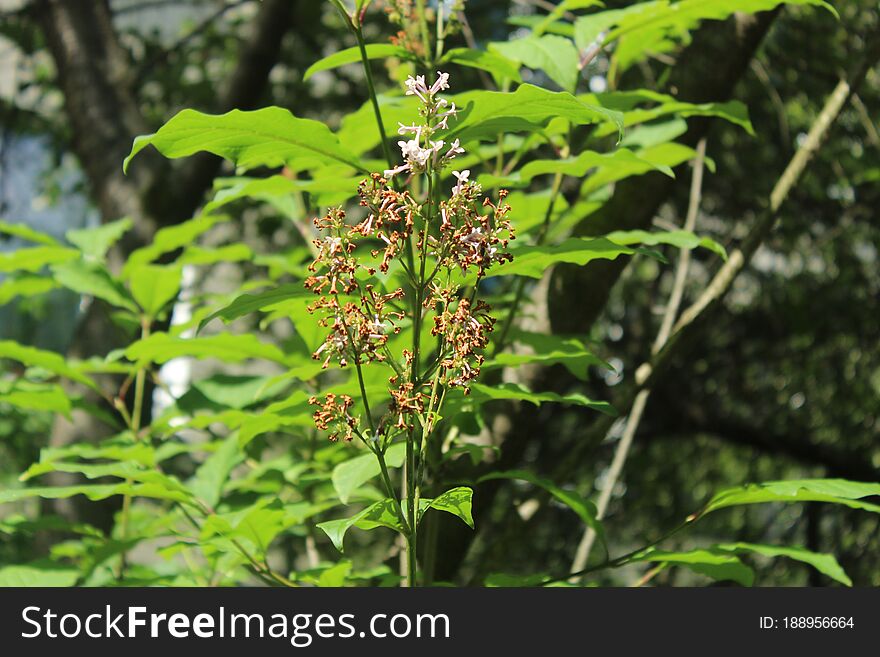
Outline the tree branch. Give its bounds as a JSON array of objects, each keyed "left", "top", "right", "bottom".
[{"left": 569, "top": 138, "right": 708, "bottom": 576}]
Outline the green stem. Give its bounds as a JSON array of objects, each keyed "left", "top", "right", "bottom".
[
  {"left": 116, "top": 319, "right": 151, "bottom": 580},
  {"left": 416, "top": 0, "right": 432, "bottom": 67},
  {"left": 352, "top": 22, "right": 396, "bottom": 173}
]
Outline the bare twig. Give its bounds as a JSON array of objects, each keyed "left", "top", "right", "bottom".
[{"left": 569, "top": 138, "right": 708, "bottom": 577}]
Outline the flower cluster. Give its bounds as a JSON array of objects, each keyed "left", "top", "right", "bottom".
[
  {"left": 384, "top": 73, "right": 463, "bottom": 180},
  {"left": 384, "top": 1, "right": 465, "bottom": 60},
  {"left": 309, "top": 393, "right": 358, "bottom": 442},
  {"left": 306, "top": 71, "right": 513, "bottom": 441}
]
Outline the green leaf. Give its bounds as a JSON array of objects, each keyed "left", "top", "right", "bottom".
[
  {"left": 481, "top": 148, "right": 674, "bottom": 188},
  {"left": 446, "top": 84, "right": 623, "bottom": 144},
  {"left": 122, "top": 216, "right": 221, "bottom": 278},
  {"left": 469, "top": 382, "right": 616, "bottom": 415},
  {"left": 177, "top": 243, "right": 253, "bottom": 266},
  {"left": 189, "top": 434, "right": 242, "bottom": 508},
  {"left": 0, "top": 220, "right": 59, "bottom": 246},
  {"left": 631, "top": 548, "right": 754, "bottom": 586},
  {"left": 607, "top": 0, "right": 838, "bottom": 45},
  {"left": 439, "top": 47, "right": 523, "bottom": 84},
  {"left": 124, "top": 107, "right": 366, "bottom": 174},
  {"left": 588, "top": 91, "right": 754, "bottom": 136},
  {"left": 605, "top": 229, "right": 726, "bottom": 260},
  {"left": 716, "top": 543, "right": 852, "bottom": 587},
  {"left": 198, "top": 284, "right": 312, "bottom": 333},
  {"left": 0, "top": 245, "right": 78, "bottom": 273},
  {"left": 485, "top": 331, "right": 611, "bottom": 379},
  {"left": 0, "top": 340, "right": 98, "bottom": 390},
  {"left": 0, "top": 482, "right": 195, "bottom": 505},
  {"left": 317, "top": 498, "right": 404, "bottom": 553},
  {"left": 317, "top": 561, "right": 353, "bottom": 587},
  {"left": 204, "top": 175, "right": 363, "bottom": 216},
  {"left": 304, "top": 44, "right": 409, "bottom": 80},
  {"left": 66, "top": 218, "right": 132, "bottom": 260},
  {"left": 50, "top": 259, "right": 138, "bottom": 312},
  {"left": 418, "top": 486, "right": 475, "bottom": 529},
  {"left": 125, "top": 332, "right": 288, "bottom": 366},
  {"left": 0, "top": 275, "right": 58, "bottom": 305},
  {"left": 487, "top": 237, "right": 640, "bottom": 279},
  {"left": 479, "top": 470, "right": 603, "bottom": 543},
  {"left": 698, "top": 479, "right": 880, "bottom": 518},
  {"left": 129, "top": 264, "right": 182, "bottom": 316},
  {"left": 0, "top": 562, "right": 79, "bottom": 587},
  {"left": 491, "top": 35, "right": 580, "bottom": 92},
  {"left": 182, "top": 374, "right": 288, "bottom": 411},
  {"left": 0, "top": 386, "right": 71, "bottom": 417},
  {"left": 484, "top": 572, "right": 552, "bottom": 587},
  {"left": 332, "top": 443, "right": 407, "bottom": 504}
]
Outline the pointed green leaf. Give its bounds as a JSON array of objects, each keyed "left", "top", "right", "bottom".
[
  {"left": 50, "top": 259, "right": 138, "bottom": 312},
  {"left": 317, "top": 498, "right": 404, "bottom": 553},
  {"left": 129, "top": 264, "right": 182, "bottom": 316},
  {"left": 469, "top": 382, "right": 616, "bottom": 415},
  {"left": 122, "top": 216, "right": 221, "bottom": 278},
  {"left": 0, "top": 221, "right": 59, "bottom": 246},
  {"left": 0, "top": 275, "right": 58, "bottom": 305},
  {"left": 716, "top": 543, "right": 852, "bottom": 587},
  {"left": 631, "top": 548, "right": 755, "bottom": 586},
  {"left": 605, "top": 229, "right": 727, "bottom": 260},
  {"left": 479, "top": 470, "right": 603, "bottom": 542},
  {"left": 698, "top": 479, "right": 880, "bottom": 518},
  {"left": 198, "top": 284, "right": 312, "bottom": 333},
  {"left": 446, "top": 84, "right": 623, "bottom": 144},
  {"left": 66, "top": 218, "right": 132, "bottom": 261},
  {"left": 486, "top": 237, "right": 639, "bottom": 280},
  {"left": 485, "top": 331, "right": 611, "bottom": 379},
  {"left": 304, "top": 44, "right": 409, "bottom": 80},
  {"left": 0, "top": 246, "right": 78, "bottom": 273},
  {"left": 490, "top": 35, "right": 579, "bottom": 92},
  {"left": 439, "top": 47, "right": 522, "bottom": 84},
  {"left": 418, "top": 486, "right": 475, "bottom": 529},
  {"left": 124, "top": 107, "right": 366, "bottom": 174},
  {"left": 332, "top": 443, "right": 407, "bottom": 504},
  {"left": 0, "top": 341, "right": 98, "bottom": 390},
  {"left": 0, "top": 563, "right": 79, "bottom": 587},
  {"left": 125, "top": 333, "right": 288, "bottom": 366}
]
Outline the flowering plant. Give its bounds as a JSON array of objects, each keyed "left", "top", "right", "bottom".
[{"left": 305, "top": 72, "right": 514, "bottom": 584}]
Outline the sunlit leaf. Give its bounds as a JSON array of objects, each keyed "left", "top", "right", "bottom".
[
  {"left": 317, "top": 498, "right": 404, "bottom": 553},
  {"left": 418, "top": 486, "right": 475, "bottom": 529},
  {"left": 439, "top": 47, "right": 523, "bottom": 84},
  {"left": 304, "top": 43, "right": 409, "bottom": 80},
  {"left": 332, "top": 442, "right": 407, "bottom": 504},
  {"left": 124, "top": 107, "right": 366, "bottom": 174}
]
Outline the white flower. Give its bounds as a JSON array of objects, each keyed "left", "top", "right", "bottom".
[
  {"left": 397, "top": 123, "right": 421, "bottom": 135},
  {"left": 384, "top": 163, "right": 410, "bottom": 179},
  {"left": 430, "top": 71, "right": 450, "bottom": 95},
  {"left": 404, "top": 75, "right": 429, "bottom": 102},
  {"left": 452, "top": 169, "right": 470, "bottom": 194}
]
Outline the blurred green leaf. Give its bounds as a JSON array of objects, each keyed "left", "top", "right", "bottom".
[{"left": 304, "top": 44, "right": 409, "bottom": 80}]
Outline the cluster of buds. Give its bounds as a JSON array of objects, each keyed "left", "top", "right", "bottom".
[
  {"left": 431, "top": 295, "right": 495, "bottom": 390},
  {"left": 306, "top": 71, "right": 513, "bottom": 442},
  {"left": 432, "top": 175, "right": 515, "bottom": 278},
  {"left": 309, "top": 393, "right": 358, "bottom": 442},
  {"left": 355, "top": 174, "right": 416, "bottom": 272},
  {"left": 384, "top": 1, "right": 465, "bottom": 60},
  {"left": 309, "top": 287, "right": 406, "bottom": 369}
]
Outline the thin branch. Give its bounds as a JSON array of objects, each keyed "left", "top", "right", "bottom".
[{"left": 569, "top": 138, "right": 708, "bottom": 577}]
